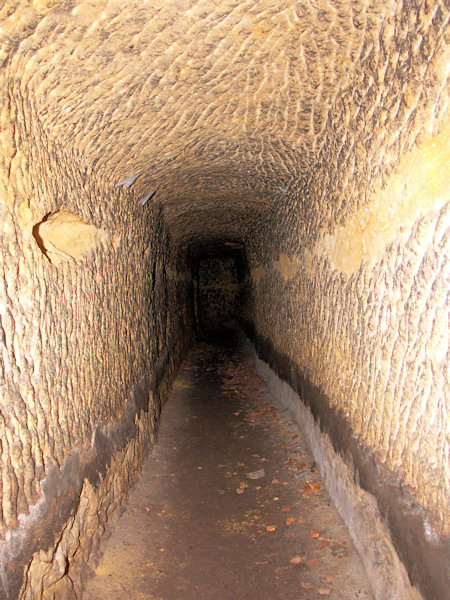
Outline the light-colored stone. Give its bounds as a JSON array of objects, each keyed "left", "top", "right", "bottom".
[
  {"left": 34, "top": 210, "right": 109, "bottom": 265},
  {"left": 0, "top": 0, "right": 448, "bottom": 597}
]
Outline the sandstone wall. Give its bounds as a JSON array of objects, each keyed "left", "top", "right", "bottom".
[
  {"left": 243, "top": 62, "right": 449, "bottom": 600},
  {"left": 0, "top": 0, "right": 448, "bottom": 598},
  {"left": 0, "top": 103, "right": 193, "bottom": 596}
]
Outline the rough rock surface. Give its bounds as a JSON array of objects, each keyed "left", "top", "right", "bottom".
[{"left": 0, "top": 1, "right": 448, "bottom": 598}]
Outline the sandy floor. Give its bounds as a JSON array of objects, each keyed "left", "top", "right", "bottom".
[{"left": 84, "top": 330, "right": 373, "bottom": 600}]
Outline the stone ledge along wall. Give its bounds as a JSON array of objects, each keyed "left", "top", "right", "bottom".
[{"left": 0, "top": 1, "right": 448, "bottom": 599}]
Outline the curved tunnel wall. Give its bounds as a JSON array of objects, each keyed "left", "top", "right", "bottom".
[{"left": 0, "top": 1, "right": 448, "bottom": 598}]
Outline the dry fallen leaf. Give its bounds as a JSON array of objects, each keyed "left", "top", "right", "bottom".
[
  {"left": 285, "top": 517, "right": 295, "bottom": 526},
  {"left": 301, "top": 582, "right": 312, "bottom": 590},
  {"left": 236, "top": 488, "right": 244, "bottom": 494},
  {"left": 282, "top": 507, "right": 291, "bottom": 512},
  {"left": 246, "top": 468, "right": 266, "bottom": 480},
  {"left": 318, "top": 588, "right": 331, "bottom": 595},
  {"left": 271, "top": 479, "right": 280, "bottom": 484},
  {"left": 309, "top": 529, "right": 320, "bottom": 538},
  {"left": 305, "top": 481, "right": 319, "bottom": 494},
  {"left": 323, "top": 574, "right": 337, "bottom": 583},
  {"left": 266, "top": 525, "right": 277, "bottom": 532},
  {"left": 290, "top": 556, "right": 303, "bottom": 564}
]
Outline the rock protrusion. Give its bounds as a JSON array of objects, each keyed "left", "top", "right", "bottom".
[{"left": 33, "top": 210, "right": 108, "bottom": 265}]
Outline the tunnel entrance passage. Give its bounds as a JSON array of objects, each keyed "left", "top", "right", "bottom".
[
  {"left": 85, "top": 330, "right": 373, "bottom": 599},
  {"left": 198, "top": 256, "right": 241, "bottom": 328},
  {"left": 190, "top": 242, "right": 249, "bottom": 331}
]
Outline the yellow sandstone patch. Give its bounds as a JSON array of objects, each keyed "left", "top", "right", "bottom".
[
  {"left": 274, "top": 252, "right": 300, "bottom": 281},
  {"left": 33, "top": 209, "right": 108, "bottom": 265},
  {"left": 318, "top": 118, "right": 450, "bottom": 277}
]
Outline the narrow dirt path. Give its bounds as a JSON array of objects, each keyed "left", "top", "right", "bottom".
[{"left": 85, "top": 331, "right": 373, "bottom": 599}]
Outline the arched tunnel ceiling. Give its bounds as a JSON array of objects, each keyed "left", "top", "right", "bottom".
[{"left": 1, "top": 0, "right": 448, "bottom": 248}]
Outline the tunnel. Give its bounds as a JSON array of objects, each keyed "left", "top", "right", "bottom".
[{"left": 0, "top": 1, "right": 448, "bottom": 599}]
